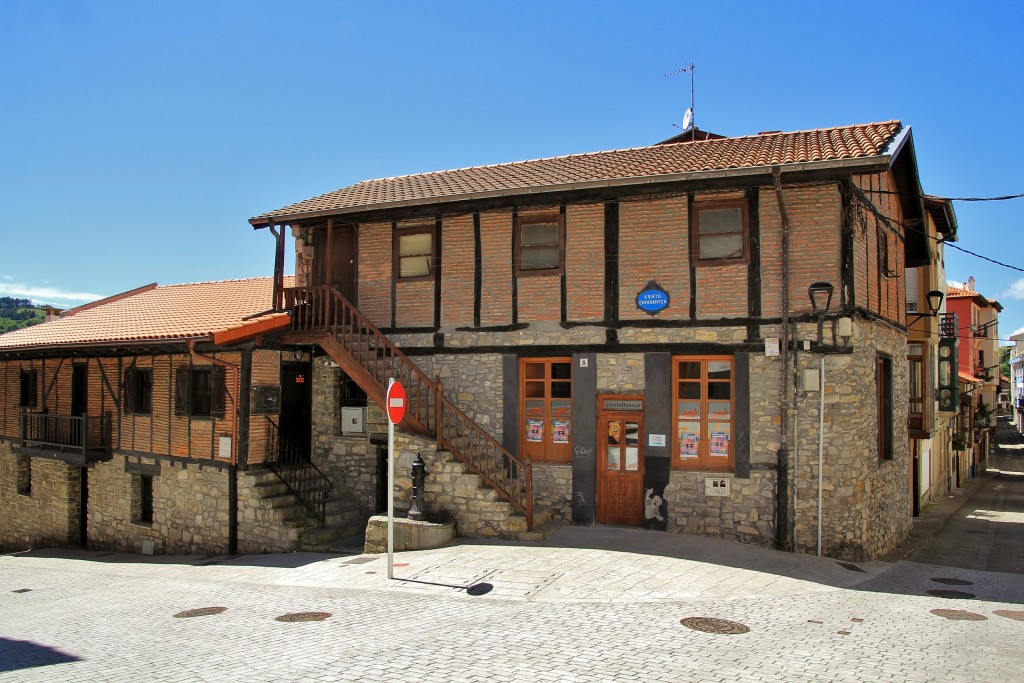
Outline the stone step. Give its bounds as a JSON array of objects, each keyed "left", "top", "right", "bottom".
[{"left": 515, "top": 518, "right": 564, "bottom": 543}]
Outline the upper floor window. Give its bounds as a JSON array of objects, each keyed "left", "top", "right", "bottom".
[
  {"left": 124, "top": 368, "right": 153, "bottom": 415},
  {"left": 394, "top": 226, "right": 435, "bottom": 280},
  {"left": 175, "top": 366, "right": 226, "bottom": 418},
  {"left": 693, "top": 200, "right": 747, "bottom": 264},
  {"left": 19, "top": 369, "right": 37, "bottom": 409},
  {"left": 515, "top": 214, "right": 564, "bottom": 276}
]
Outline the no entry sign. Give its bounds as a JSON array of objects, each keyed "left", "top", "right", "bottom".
[{"left": 386, "top": 381, "right": 406, "bottom": 424}]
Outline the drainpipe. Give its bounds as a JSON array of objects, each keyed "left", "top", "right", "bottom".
[
  {"left": 772, "top": 166, "right": 792, "bottom": 551},
  {"left": 269, "top": 224, "right": 285, "bottom": 311},
  {"left": 188, "top": 339, "right": 241, "bottom": 554}
]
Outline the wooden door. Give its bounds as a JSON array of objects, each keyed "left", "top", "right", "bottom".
[
  {"left": 318, "top": 224, "right": 358, "bottom": 303},
  {"left": 597, "top": 411, "right": 644, "bottom": 525}
]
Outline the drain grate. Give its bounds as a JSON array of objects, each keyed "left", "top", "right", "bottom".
[
  {"left": 931, "top": 577, "right": 974, "bottom": 586},
  {"left": 680, "top": 617, "right": 750, "bottom": 634},
  {"left": 993, "top": 610, "right": 1024, "bottom": 621},
  {"left": 930, "top": 609, "right": 987, "bottom": 621},
  {"left": 343, "top": 557, "right": 377, "bottom": 565},
  {"left": 927, "top": 589, "right": 976, "bottom": 599},
  {"left": 275, "top": 611, "right": 332, "bottom": 622},
  {"left": 173, "top": 607, "right": 227, "bottom": 618}
]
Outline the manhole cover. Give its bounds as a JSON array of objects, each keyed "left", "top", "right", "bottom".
[
  {"left": 993, "top": 610, "right": 1024, "bottom": 621},
  {"left": 275, "top": 611, "right": 332, "bottom": 622},
  {"left": 931, "top": 577, "right": 974, "bottom": 586},
  {"left": 930, "top": 609, "right": 987, "bottom": 621},
  {"left": 343, "top": 557, "right": 377, "bottom": 565},
  {"left": 680, "top": 617, "right": 750, "bottom": 634},
  {"left": 11, "top": 588, "right": 32, "bottom": 594},
  {"left": 927, "top": 589, "right": 976, "bottom": 599},
  {"left": 173, "top": 607, "right": 227, "bottom": 618}
]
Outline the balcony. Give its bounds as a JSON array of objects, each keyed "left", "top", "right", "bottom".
[
  {"left": 939, "top": 313, "right": 958, "bottom": 339},
  {"left": 19, "top": 412, "right": 113, "bottom": 465}
]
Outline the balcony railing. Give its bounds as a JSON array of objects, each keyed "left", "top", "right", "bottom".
[
  {"left": 940, "top": 313, "right": 958, "bottom": 339},
  {"left": 20, "top": 412, "right": 112, "bottom": 459}
]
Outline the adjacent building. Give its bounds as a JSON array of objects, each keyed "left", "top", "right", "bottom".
[{"left": 945, "top": 277, "right": 1003, "bottom": 480}]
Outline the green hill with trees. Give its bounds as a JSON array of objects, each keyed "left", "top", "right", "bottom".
[{"left": 0, "top": 297, "right": 47, "bottom": 334}]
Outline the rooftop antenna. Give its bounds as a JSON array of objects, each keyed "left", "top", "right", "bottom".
[{"left": 665, "top": 63, "right": 695, "bottom": 140}]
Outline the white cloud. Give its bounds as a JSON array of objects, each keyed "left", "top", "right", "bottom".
[
  {"left": 1012, "top": 326, "right": 1024, "bottom": 339},
  {"left": 947, "top": 279, "right": 965, "bottom": 290},
  {"left": 0, "top": 283, "right": 106, "bottom": 305},
  {"left": 1003, "top": 278, "right": 1024, "bottom": 301},
  {"left": 2, "top": 275, "right": 13, "bottom": 281}
]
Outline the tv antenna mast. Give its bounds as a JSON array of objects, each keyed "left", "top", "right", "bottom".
[{"left": 665, "top": 63, "right": 695, "bottom": 139}]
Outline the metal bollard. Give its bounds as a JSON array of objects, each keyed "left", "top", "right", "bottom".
[{"left": 408, "top": 453, "right": 428, "bottom": 521}]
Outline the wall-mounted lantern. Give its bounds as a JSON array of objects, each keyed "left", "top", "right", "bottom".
[{"left": 808, "top": 282, "right": 834, "bottom": 345}]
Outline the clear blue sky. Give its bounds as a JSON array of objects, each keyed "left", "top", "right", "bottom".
[{"left": 2, "top": 1, "right": 1021, "bottom": 339}]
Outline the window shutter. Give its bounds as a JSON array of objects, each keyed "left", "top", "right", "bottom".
[
  {"left": 175, "top": 367, "right": 190, "bottom": 416},
  {"left": 124, "top": 369, "right": 137, "bottom": 415},
  {"left": 211, "top": 367, "right": 227, "bottom": 418},
  {"left": 905, "top": 267, "right": 919, "bottom": 312}
]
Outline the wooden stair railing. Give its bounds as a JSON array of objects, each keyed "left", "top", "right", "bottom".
[{"left": 282, "top": 285, "right": 533, "bottom": 528}]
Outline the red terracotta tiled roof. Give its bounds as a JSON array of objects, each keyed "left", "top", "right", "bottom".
[
  {"left": 0, "top": 277, "right": 293, "bottom": 353},
  {"left": 251, "top": 121, "right": 904, "bottom": 223},
  {"left": 946, "top": 285, "right": 974, "bottom": 299}
]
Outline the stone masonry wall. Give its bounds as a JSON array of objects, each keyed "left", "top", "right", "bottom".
[
  {"left": 0, "top": 442, "right": 79, "bottom": 551},
  {"left": 88, "top": 455, "right": 231, "bottom": 555}
]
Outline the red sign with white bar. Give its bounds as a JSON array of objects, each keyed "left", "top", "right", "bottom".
[{"left": 386, "top": 381, "right": 406, "bottom": 424}]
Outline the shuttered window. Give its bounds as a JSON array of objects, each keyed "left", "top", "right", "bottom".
[
  {"left": 19, "top": 369, "right": 37, "bottom": 408},
  {"left": 124, "top": 368, "right": 153, "bottom": 415},
  {"left": 174, "top": 366, "right": 226, "bottom": 418},
  {"left": 515, "top": 214, "right": 564, "bottom": 276},
  {"left": 394, "top": 226, "right": 435, "bottom": 280},
  {"left": 693, "top": 200, "right": 747, "bottom": 264}
]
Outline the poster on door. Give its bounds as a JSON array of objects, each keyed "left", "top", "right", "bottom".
[
  {"left": 709, "top": 422, "right": 730, "bottom": 458},
  {"left": 678, "top": 422, "right": 700, "bottom": 459},
  {"left": 552, "top": 420, "right": 570, "bottom": 444},
  {"left": 526, "top": 419, "right": 544, "bottom": 442}
]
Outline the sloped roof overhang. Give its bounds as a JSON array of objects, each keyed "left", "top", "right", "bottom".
[{"left": 249, "top": 155, "right": 894, "bottom": 228}]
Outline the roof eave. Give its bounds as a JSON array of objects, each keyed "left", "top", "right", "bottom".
[
  {"left": 0, "top": 335, "right": 214, "bottom": 358},
  {"left": 248, "top": 156, "right": 890, "bottom": 227}
]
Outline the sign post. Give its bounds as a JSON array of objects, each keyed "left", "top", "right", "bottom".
[{"left": 385, "top": 379, "right": 406, "bottom": 579}]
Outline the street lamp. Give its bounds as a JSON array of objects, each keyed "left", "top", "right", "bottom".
[
  {"left": 909, "top": 290, "right": 945, "bottom": 324},
  {"left": 808, "top": 282, "right": 834, "bottom": 345}
]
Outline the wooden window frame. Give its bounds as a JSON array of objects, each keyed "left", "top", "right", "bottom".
[
  {"left": 393, "top": 224, "right": 436, "bottom": 282},
  {"left": 691, "top": 199, "right": 749, "bottom": 266},
  {"left": 174, "top": 366, "right": 226, "bottom": 418},
  {"left": 514, "top": 213, "right": 565, "bottom": 277},
  {"left": 124, "top": 368, "right": 153, "bottom": 415},
  {"left": 519, "top": 357, "right": 573, "bottom": 463},
  {"left": 19, "top": 368, "right": 37, "bottom": 409},
  {"left": 877, "top": 354, "right": 894, "bottom": 461},
  {"left": 672, "top": 355, "right": 735, "bottom": 472}
]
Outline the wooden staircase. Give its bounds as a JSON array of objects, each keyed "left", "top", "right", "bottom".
[{"left": 281, "top": 285, "right": 534, "bottom": 529}]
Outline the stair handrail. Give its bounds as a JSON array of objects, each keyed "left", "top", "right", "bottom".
[
  {"left": 283, "top": 284, "right": 533, "bottom": 527},
  {"left": 263, "top": 416, "right": 334, "bottom": 525}
]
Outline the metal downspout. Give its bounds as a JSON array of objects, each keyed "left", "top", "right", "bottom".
[
  {"left": 187, "top": 339, "right": 241, "bottom": 554},
  {"left": 772, "top": 166, "right": 793, "bottom": 552}
]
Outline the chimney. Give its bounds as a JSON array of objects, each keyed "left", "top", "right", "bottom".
[{"left": 967, "top": 276, "right": 975, "bottom": 291}]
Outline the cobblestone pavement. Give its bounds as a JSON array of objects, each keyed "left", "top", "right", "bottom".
[{"left": 3, "top": 423, "right": 1024, "bottom": 682}]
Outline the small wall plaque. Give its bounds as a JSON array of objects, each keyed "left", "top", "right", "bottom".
[
  {"left": 250, "top": 385, "right": 281, "bottom": 415},
  {"left": 636, "top": 280, "right": 670, "bottom": 315}
]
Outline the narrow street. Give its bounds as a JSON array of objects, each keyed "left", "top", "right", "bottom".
[{"left": 908, "top": 416, "right": 1024, "bottom": 573}]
